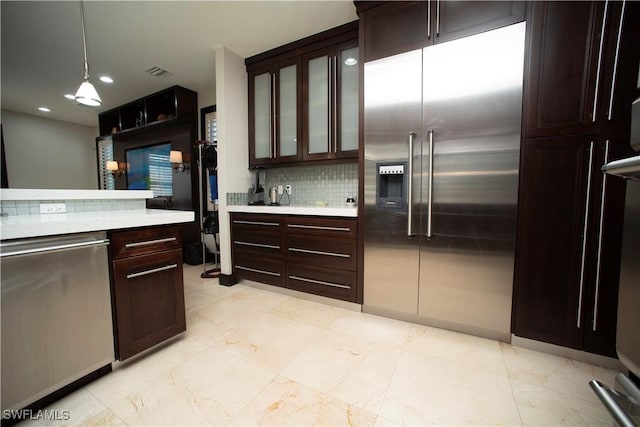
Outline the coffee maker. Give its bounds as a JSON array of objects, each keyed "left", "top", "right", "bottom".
[{"left": 248, "top": 168, "right": 265, "bottom": 205}]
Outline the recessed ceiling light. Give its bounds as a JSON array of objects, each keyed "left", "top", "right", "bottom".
[
  {"left": 64, "top": 94, "right": 75, "bottom": 100},
  {"left": 344, "top": 57, "right": 358, "bottom": 66},
  {"left": 99, "top": 76, "right": 114, "bottom": 83},
  {"left": 38, "top": 107, "right": 51, "bottom": 112}
]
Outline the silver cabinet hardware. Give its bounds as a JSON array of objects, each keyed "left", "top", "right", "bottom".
[
  {"left": 125, "top": 237, "right": 176, "bottom": 248},
  {"left": 127, "top": 263, "right": 177, "bottom": 279},
  {"left": 289, "top": 275, "right": 350, "bottom": 289}
]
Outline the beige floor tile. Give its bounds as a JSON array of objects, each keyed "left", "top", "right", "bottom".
[
  {"left": 18, "top": 389, "right": 106, "bottom": 427},
  {"left": 329, "top": 310, "right": 411, "bottom": 348},
  {"left": 270, "top": 296, "right": 345, "bottom": 329},
  {"left": 511, "top": 378, "right": 613, "bottom": 426},
  {"left": 227, "top": 376, "right": 377, "bottom": 426},
  {"left": 214, "top": 311, "right": 324, "bottom": 374},
  {"left": 281, "top": 328, "right": 402, "bottom": 414},
  {"left": 379, "top": 350, "right": 522, "bottom": 426},
  {"left": 78, "top": 409, "right": 128, "bottom": 426},
  {"left": 108, "top": 346, "right": 275, "bottom": 426},
  {"left": 405, "top": 323, "right": 509, "bottom": 377},
  {"left": 501, "top": 343, "right": 617, "bottom": 404}
]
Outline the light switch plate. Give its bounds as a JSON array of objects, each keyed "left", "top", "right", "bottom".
[{"left": 39, "top": 203, "right": 67, "bottom": 214}]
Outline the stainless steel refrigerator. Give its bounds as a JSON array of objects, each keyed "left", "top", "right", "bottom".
[{"left": 363, "top": 22, "right": 526, "bottom": 341}]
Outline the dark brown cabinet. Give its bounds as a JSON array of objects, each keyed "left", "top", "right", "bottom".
[
  {"left": 109, "top": 226, "right": 186, "bottom": 361},
  {"left": 230, "top": 213, "right": 359, "bottom": 302},
  {"left": 523, "top": 2, "right": 633, "bottom": 137},
  {"left": 248, "top": 58, "right": 302, "bottom": 166},
  {"left": 357, "top": 1, "right": 525, "bottom": 62},
  {"left": 302, "top": 41, "right": 359, "bottom": 161},
  {"left": 246, "top": 21, "right": 358, "bottom": 168},
  {"left": 230, "top": 214, "right": 285, "bottom": 287},
  {"left": 512, "top": 1, "right": 640, "bottom": 357},
  {"left": 99, "top": 86, "right": 197, "bottom": 136}
]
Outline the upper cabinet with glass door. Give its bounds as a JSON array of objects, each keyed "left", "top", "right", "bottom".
[
  {"left": 246, "top": 21, "right": 358, "bottom": 168},
  {"left": 303, "top": 42, "right": 359, "bottom": 161},
  {"left": 248, "top": 58, "right": 302, "bottom": 166}
]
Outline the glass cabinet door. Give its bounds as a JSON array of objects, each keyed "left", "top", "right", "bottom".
[
  {"left": 253, "top": 71, "right": 271, "bottom": 160},
  {"left": 307, "top": 54, "right": 330, "bottom": 155},
  {"left": 278, "top": 63, "right": 298, "bottom": 158},
  {"left": 339, "top": 46, "right": 359, "bottom": 152}
]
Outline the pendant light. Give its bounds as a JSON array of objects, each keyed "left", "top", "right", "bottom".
[{"left": 74, "top": 0, "right": 101, "bottom": 107}]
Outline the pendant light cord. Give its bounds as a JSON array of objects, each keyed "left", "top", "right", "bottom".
[{"left": 79, "top": 0, "right": 90, "bottom": 80}]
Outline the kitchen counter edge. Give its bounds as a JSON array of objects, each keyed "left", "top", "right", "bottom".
[{"left": 226, "top": 205, "right": 357, "bottom": 217}]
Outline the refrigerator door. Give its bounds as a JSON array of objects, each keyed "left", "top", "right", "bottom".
[
  {"left": 419, "top": 23, "right": 526, "bottom": 339},
  {"left": 364, "top": 49, "right": 423, "bottom": 315}
]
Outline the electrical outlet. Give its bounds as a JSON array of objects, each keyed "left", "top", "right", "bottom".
[
  {"left": 39, "top": 203, "right": 66, "bottom": 214},
  {"left": 277, "top": 185, "right": 284, "bottom": 195},
  {"left": 285, "top": 185, "right": 292, "bottom": 195}
]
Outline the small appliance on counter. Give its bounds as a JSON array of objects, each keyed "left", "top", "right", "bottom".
[
  {"left": 248, "top": 168, "right": 265, "bottom": 205},
  {"left": 269, "top": 187, "right": 279, "bottom": 205}
]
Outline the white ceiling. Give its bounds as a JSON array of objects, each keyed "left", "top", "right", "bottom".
[{"left": 1, "top": 1, "right": 358, "bottom": 128}]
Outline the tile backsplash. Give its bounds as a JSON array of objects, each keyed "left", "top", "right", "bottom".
[
  {"left": 227, "top": 163, "right": 358, "bottom": 207},
  {"left": 0, "top": 199, "right": 145, "bottom": 216}
]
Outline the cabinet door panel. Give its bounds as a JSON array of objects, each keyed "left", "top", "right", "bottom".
[
  {"left": 524, "top": 2, "right": 602, "bottom": 136},
  {"left": 113, "top": 249, "right": 185, "bottom": 361},
  {"left": 436, "top": 1, "right": 525, "bottom": 45},
  {"left": 287, "top": 263, "right": 357, "bottom": 301},
  {"left": 307, "top": 54, "right": 330, "bottom": 155},
  {"left": 278, "top": 64, "right": 298, "bottom": 157},
  {"left": 286, "top": 235, "right": 357, "bottom": 270},
  {"left": 339, "top": 45, "right": 360, "bottom": 153},
  {"left": 253, "top": 71, "right": 272, "bottom": 160},
  {"left": 513, "top": 135, "right": 595, "bottom": 349}
]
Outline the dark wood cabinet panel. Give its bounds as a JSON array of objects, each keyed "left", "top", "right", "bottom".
[
  {"left": 523, "top": 2, "right": 602, "bottom": 136},
  {"left": 287, "top": 263, "right": 357, "bottom": 301},
  {"left": 110, "top": 226, "right": 181, "bottom": 260},
  {"left": 359, "top": 1, "right": 525, "bottom": 62},
  {"left": 513, "top": 135, "right": 594, "bottom": 349},
  {"left": 109, "top": 226, "right": 186, "bottom": 361},
  {"left": 230, "top": 213, "right": 359, "bottom": 302},
  {"left": 112, "top": 248, "right": 185, "bottom": 361}
]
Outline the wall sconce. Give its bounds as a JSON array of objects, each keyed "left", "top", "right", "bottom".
[
  {"left": 106, "top": 160, "right": 125, "bottom": 177},
  {"left": 170, "top": 150, "right": 189, "bottom": 173}
]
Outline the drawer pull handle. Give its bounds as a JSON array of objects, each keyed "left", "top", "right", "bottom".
[
  {"left": 289, "top": 275, "right": 350, "bottom": 289},
  {"left": 236, "top": 266, "right": 281, "bottom": 277},
  {"left": 233, "top": 220, "right": 280, "bottom": 227},
  {"left": 127, "top": 263, "right": 177, "bottom": 279},
  {"left": 234, "top": 241, "right": 280, "bottom": 250},
  {"left": 125, "top": 237, "right": 177, "bottom": 248},
  {"left": 287, "top": 224, "right": 351, "bottom": 232},
  {"left": 288, "top": 247, "right": 350, "bottom": 258}
]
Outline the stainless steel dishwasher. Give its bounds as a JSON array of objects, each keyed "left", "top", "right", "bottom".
[{"left": 1, "top": 231, "right": 115, "bottom": 412}]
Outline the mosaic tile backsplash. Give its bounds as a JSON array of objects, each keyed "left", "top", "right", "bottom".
[{"left": 227, "top": 163, "right": 358, "bottom": 207}]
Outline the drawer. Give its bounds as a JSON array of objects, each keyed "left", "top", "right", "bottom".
[
  {"left": 285, "top": 216, "right": 357, "bottom": 239},
  {"left": 286, "top": 235, "right": 357, "bottom": 270},
  {"left": 234, "top": 253, "right": 285, "bottom": 287},
  {"left": 287, "top": 263, "right": 357, "bottom": 302},
  {"left": 111, "top": 226, "right": 181, "bottom": 260},
  {"left": 232, "top": 228, "right": 283, "bottom": 257},
  {"left": 232, "top": 214, "right": 284, "bottom": 231}
]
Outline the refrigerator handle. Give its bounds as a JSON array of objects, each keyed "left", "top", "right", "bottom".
[
  {"left": 426, "top": 129, "right": 434, "bottom": 239},
  {"left": 593, "top": 140, "right": 610, "bottom": 331},
  {"left": 436, "top": 0, "right": 440, "bottom": 36},
  {"left": 577, "top": 141, "right": 595, "bottom": 329},
  {"left": 408, "top": 132, "right": 416, "bottom": 238},
  {"left": 427, "top": 0, "right": 431, "bottom": 39}
]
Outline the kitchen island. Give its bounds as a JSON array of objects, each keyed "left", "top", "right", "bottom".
[{"left": 0, "top": 189, "right": 194, "bottom": 416}]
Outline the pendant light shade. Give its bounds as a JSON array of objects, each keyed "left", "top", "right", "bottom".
[
  {"left": 74, "top": 1, "right": 101, "bottom": 107},
  {"left": 75, "top": 79, "right": 101, "bottom": 106}
]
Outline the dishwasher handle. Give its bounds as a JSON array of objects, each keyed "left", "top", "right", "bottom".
[{"left": 0, "top": 239, "right": 110, "bottom": 259}]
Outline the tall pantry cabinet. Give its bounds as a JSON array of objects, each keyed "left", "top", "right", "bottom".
[{"left": 513, "top": 1, "right": 640, "bottom": 357}]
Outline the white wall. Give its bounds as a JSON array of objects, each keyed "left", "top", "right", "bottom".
[
  {"left": 215, "top": 47, "right": 250, "bottom": 276},
  {"left": 1, "top": 109, "right": 99, "bottom": 189}
]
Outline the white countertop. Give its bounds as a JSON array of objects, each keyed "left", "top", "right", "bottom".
[
  {"left": 227, "top": 204, "right": 357, "bottom": 217},
  {"left": 1, "top": 209, "right": 194, "bottom": 240},
  {"left": 1, "top": 189, "right": 153, "bottom": 200}
]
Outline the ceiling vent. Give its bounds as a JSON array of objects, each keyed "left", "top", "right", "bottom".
[{"left": 144, "top": 66, "right": 173, "bottom": 78}]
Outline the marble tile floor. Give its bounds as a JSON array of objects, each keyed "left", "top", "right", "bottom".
[{"left": 19, "top": 264, "right": 618, "bottom": 426}]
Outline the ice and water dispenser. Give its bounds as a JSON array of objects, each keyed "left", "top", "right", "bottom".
[{"left": 376, "top": 162, "right": 406, "bottom": 209}]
